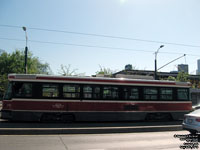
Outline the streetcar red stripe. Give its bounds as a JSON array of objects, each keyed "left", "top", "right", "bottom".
[{"left": 3, "top": 100, "right": 192, "bottom": 112}]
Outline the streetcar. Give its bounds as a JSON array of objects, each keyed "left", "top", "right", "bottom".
[{"left": 1, "top": 74, "right": 192, "bottom": 122}]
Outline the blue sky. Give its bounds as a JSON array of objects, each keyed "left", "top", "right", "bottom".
[{"left": 0, "top": 0, "right": 200, "bottom": 75}]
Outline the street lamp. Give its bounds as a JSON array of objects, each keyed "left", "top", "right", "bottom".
[
  {"left": 154, "top": 45, "right": 164, "bottom": 80},
  {"left": 22, "top": 26, "right": 28, "bottom": 74}
]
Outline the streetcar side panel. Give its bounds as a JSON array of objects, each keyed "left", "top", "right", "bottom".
[{"left": 1, "top": 77, "right": 192, "bottom": 122}]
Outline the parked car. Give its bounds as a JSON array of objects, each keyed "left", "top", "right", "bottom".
[
  {"left": 192, "top": 105, "right": 200, "bottom": 110},
  {"left": 182, "top": 109, "right": 200, "bottom": 134}
]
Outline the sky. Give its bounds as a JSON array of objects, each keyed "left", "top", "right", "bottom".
[{"left": 0, "top": 0, "right": 200, "bottom": 76}]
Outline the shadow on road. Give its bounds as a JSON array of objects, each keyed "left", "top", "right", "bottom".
[{"left": 0, "top": 119, "right": 182, "bottom": 129}]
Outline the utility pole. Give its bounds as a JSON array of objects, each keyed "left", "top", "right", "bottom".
[
  {"left": 22, "top": 26, "right": 28, "bottom": 74},
  {"left": 154, "top": 45, "right": 164, "bottom": 80}
]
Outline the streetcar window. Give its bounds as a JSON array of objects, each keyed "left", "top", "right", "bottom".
[
  {"left": 93, "top": 86, "right": 100, "bottom": 99},
  {"left": 13, "top": 82, "right": 32, "bottom": 98},
  {"left": 160, "top": 88, "right": 173, "bottom": 100},
  {"left": 42, "top": 84, "right": 59, "bottom": 98},
  {"left": 177, "top": 88, "right": 188, "bottom": 100},
  {"left": 103, "top": 86, "right": 119, "bottom": 99},
  {"left": 4, "top": 82, "right": 12, "bottom": 100},
  {"left": 63, "top": 84, "right": 80, "bottom": 98},
  {"left": 83, "top": 86, "right": 92, "bottom": 98},
  {"left": 83, "top": 85, "right": 100, "bottom": 99},
  {"left": 144, "top": 88, "right": 158, "bottom": 100},
  {"left": 123, "top": 87, "right": 139, "bottom": 100}
]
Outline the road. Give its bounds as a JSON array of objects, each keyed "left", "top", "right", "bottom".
[{"left": 0, "top": 131, "right": 196, "bottom": 150}]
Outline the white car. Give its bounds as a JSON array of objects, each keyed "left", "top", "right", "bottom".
[{"left": 182, "top": 109, "right": 200, "bottom": 134}]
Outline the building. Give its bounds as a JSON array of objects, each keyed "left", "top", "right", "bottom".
[
  {"left": 197, "top": 59, "right": 200, "bottom": 75},
  {"left": 178, "top": 64, "right": 188, "bottom": 73},
  {"left": 125, "top": 64, "right": 133, "bottom": 71},
  {"left": 113, "top": 69, "right": 200, "bottom": 82}
]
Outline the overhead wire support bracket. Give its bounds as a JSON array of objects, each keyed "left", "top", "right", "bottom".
[{"left": 157, "top": 54, "right": 186, "bottom": 71}]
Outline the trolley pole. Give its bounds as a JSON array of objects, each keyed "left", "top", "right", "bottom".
[
  {"left": 22, "top": 27, "right": 28, "bottom": 74},
  {"left": 154, "top": 45, "right": 164, "bottom": 80}
]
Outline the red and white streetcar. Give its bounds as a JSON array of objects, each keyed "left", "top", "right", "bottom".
[{"left": 1, "top": 74, "right": 192, "bottom": 122}]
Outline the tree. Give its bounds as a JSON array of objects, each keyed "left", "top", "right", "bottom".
[
  {"left": 167, "top": 76, "right": 176, "bottom": 81},
  {"left": 0, "top": 50, "right": 51, "bottom": 97},
  {"left": 176, "top": 71, "right": 189, "bottom": 82},
  {"left": 96, "top": 65, "right": 115, "bottom": 77},
  {"left": 58, "top": 64, "right": 85, "bottom": 76}
]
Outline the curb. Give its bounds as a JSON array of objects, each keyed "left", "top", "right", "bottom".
[{"left": 0, "top": 125, "right": 182, "bottom": 135}]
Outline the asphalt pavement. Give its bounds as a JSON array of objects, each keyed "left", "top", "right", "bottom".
[{"left": 0, "top": 131, "right": 189, "bottom": 150}]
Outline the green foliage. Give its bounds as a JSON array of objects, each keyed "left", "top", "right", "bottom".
[
  {"left": 189, "top": 80, "right": 200, "bottom": 89},
  {"left": 176, "top": 71, "right": 189, "bottom": 82},
  {"left": 0, "top": 50, "right": 51, "bottom": 74},
  {"left": 162, "top": 72, "right": 190, "bottom": 84},
  {"left": 96, "top": 65, "right": 114, "bottom": 76},
  {"left": 0, "top": 50, "right": 51, "bottom": 97},
  {"left": 0, "top": 74, "right": 8, "bottom": 99},
  {"left": 167, "top": 76, "right": 176, "bottom": 81}
]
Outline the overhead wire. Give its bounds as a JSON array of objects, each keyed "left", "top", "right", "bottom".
[
  {"left": 1, "top": 37, "right": 200, "bottom": 57},
  {"left": 0, "top": 24, "right": 200, "bottom": 48}
]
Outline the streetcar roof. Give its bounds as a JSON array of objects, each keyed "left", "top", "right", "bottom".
[{"left": 8, "top": 74, "right": 191, "bottom": 88}]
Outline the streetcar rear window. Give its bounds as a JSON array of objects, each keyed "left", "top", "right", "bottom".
[
  {"left": 42, "top": 84, "right": 59, "bottom": 98},
  {"left": 13, "top": 82, "right": 32, "bottom": 98},
  {"left": 177, "top": 88, "right": 188, "bottom": 100}
]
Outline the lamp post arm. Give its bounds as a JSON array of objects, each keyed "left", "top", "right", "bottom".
[
  {"left": 154, "top": 45, "right": 164, "bottom": 80},
  {"left": 157, "top": 54, "right": 186, "bottom": 71}
]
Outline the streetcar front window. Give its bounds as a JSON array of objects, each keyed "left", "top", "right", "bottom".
[
  {"left": 4, "top": 82, "right": 12, "bottom": 100},
  {"left": 13, "top": 82, "right": 32, "bottom": 98}
]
